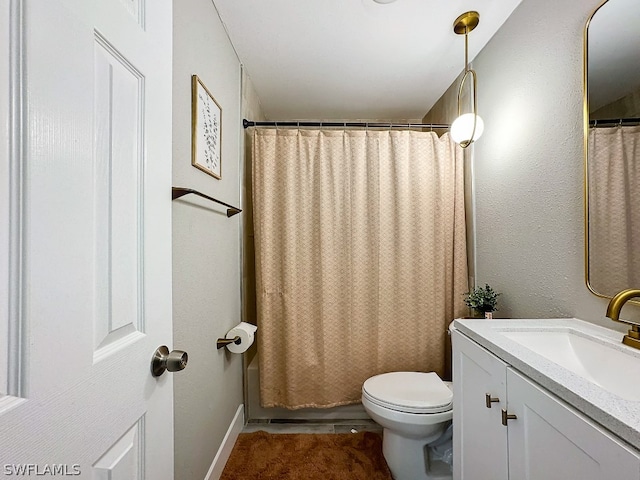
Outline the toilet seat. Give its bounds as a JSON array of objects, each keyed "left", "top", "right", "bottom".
[{"left": 362, "top": 372, "right": 452, "bottom": 414}]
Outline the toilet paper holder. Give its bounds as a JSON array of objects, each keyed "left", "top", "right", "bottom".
[{"left": 216, "top": 336, "right": 242, "bottom": 350}]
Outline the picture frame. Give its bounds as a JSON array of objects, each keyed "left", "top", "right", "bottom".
[{"left": 192, "top": 75, "right": 222, "bottom": 179}]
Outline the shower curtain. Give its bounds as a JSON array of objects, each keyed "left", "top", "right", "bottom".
[
  {"left": 588, "top": 125, "right": 640, "bottom": 294},
  {"left": 252, "top": 128, "right": 468, "bottom": 409}
]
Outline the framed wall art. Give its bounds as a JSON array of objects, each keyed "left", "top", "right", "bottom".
[{"left": 192, "top": 74, "right": 222, "bottom": 179}]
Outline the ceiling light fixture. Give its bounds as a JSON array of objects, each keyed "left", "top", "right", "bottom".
[{"left": 450, "top": 11, "right": 484, "bottom": 148}]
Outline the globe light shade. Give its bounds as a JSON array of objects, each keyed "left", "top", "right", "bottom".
[{"left": 450, "top": 113, "right": 484, "bottom": 146}]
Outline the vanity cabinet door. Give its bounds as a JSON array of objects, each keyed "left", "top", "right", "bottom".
[
  {"left": 452, "top": 330, "right": 509, "bottom": 480},
  {"left": 506, "top": 369, "right": 640, "bottom": 480}
]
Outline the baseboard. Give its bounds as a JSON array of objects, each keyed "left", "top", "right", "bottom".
[{"left": 204, "top": 404, "right": 244, "bottom": 480}]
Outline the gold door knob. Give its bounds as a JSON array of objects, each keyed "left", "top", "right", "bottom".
[{"left": 151, "top": 345, "right": 189, "bottom": 377}]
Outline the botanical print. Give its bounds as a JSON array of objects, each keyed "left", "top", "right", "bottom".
[{"left": 192, "top": 75, "right": 222, "bottom": 179}]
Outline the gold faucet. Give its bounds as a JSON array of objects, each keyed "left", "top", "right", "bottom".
[{"left": 606, "top": 289, "right": 640, "bottom": 350}]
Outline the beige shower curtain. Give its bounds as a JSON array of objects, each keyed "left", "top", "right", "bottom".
[
  {"left": 588, "top": 125, "right": 640, "bottom": 295},
  {"left": 252, "top": 128, "right": 468, "bottom": 409}
]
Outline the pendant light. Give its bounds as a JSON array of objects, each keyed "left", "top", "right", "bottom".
[{"left": 450, "top": 11, "right": 484, "bottom": 148}]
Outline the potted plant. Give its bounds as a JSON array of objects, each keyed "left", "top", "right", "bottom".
[{"left": 464, "top": 284, "right": 500, "bottom": 319}]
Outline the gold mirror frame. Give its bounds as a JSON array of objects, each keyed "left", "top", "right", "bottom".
[{"left": 583, "top": 0, "right": 640, "bottom": 306}]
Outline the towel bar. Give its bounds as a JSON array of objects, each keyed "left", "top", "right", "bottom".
[{"left": 172, "top": 187, "right": 242, "bottom": 217}]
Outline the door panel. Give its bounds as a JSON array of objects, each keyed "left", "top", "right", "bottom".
[
  {"left": 452, "top": 330, "right": 508, "bottom": 480},
  {"left": 93, "top": 417, "right": 145, "bottom": 480},
  {"left": 93, "top": 33, "right": 144, "bottom": 359},
  {"left": 0, "top": 0, "right": 15, "bottom": 401},
  {"left": 507, "top": 369, "right": 640, "bottom": 480},
  {"left": 0, "top": 0, "right": 173, "bottom": 478},
  {"left": 117, "top": 0, "right": 145, "bottom": 27}
]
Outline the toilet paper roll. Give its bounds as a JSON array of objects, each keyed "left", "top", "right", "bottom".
[{"left": 225, "top": 322, "right": 258, "bottom": 353}]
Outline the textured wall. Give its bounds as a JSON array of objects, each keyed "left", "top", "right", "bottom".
[
  {"left": 172, "top": 0, "right": 243, "bottom": 478},
  {"left": 423, "top": 71, "right": 475, "bottom": 288},
  {"left": 474, "top": 0, "right": 640, "bottom": 325},
  {"left": 426, "top": 0, "right": 640, "bottom": 326}
]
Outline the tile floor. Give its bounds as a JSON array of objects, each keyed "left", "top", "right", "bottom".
[{"left": 242, "top": 418, "right": 383, "bottom": 435}]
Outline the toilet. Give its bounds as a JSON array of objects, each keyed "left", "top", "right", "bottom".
[{"left": 362, "top": 371, "right": 453, "bottom": 480}]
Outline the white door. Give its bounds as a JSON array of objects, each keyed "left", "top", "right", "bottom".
[
  {"left": 0, "top": 0, "right": 175, "bottom": 478},
  {"left": 452, "top": 330, "right": 509, "bottom": 480},
  {"left": 507, "top": 369, "right": 640, "bottom": 480}
]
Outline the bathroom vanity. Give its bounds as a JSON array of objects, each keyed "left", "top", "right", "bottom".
[{"left": 451, "top": 318, "right": 640, "bottom": 480}]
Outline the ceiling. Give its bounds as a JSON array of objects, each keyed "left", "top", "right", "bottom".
[{"left": 212, "top": 0, "right": 523, "bottom": 121}]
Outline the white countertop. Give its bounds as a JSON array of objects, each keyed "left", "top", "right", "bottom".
[{"left": 452, "top": 317, "right": 640, "bottom": 450}]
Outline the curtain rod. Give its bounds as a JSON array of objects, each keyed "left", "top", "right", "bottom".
[
  {"left": 589, "top": 117, "right": 640, "bottom": 127},
  {"left": 243, "top": 119, "right": 450, "bottom": 129}
]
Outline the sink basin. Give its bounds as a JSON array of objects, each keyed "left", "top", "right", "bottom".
[{"left": 501, "top": 329, "right": 640, "bottom": 401}]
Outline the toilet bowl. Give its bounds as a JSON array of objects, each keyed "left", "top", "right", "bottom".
[{"left": 362, "top": 371, "right": 453, "bottom": 480}]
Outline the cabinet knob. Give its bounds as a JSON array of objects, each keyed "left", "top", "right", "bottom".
[
  {"left": 485, "top": 393, "right": 500, "bottom": 408},
  {"left": 501, "top": 409, "right": 517, "bottom": 426}
]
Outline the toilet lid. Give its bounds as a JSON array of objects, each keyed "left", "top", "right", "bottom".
[{"left": 362, "top": 372, "right": 453, "bottom": 414}]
